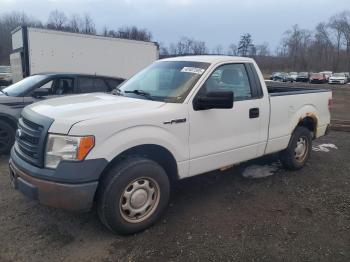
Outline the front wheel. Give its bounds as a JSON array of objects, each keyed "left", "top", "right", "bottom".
[
  {"left": 97, "top": 157, "right": 170, "bottom": 234},
  {"left": 279, "top": 127, "right": 312, "bottom": 170}
]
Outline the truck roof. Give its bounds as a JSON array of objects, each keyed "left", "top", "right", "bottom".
[{"left": 160, "top": 55, "right": 254, "bottom": 64}]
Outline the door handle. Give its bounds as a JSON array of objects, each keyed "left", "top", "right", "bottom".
[{"left": 249, "top": 108, "right": 259, "bottom": 118}]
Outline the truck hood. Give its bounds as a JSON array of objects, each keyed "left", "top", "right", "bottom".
[{"left": 27, "top": 93, "right": 166, "bottom": 134}]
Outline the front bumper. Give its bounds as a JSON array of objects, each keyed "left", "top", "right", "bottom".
[
  {"left": 310, "top": 79, "right": 325, "bottom": 83},
  {"left": 329, "top": 80, "right": 345, "bottom": 84},
  {"left": 9, "top": 148, "right": 108, "bottom": 211}
]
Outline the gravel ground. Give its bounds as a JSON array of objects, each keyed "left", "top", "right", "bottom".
[{"left": 1, "top": 131, "right": 349, "bottom": 262}]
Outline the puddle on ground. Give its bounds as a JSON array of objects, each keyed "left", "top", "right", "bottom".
[
  {"left": 242, "top": 162, "right": 280, "bottom": 179},
  {"left": 312, "top": 143, "right": 338, "bottom": 152}
]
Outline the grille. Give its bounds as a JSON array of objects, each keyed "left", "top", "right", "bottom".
[{"left": 15, "top": 117, "right": 43, "bottom": 166}]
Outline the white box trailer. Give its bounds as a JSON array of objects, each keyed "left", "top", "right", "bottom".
[{"left": 10, "top": 27, "right": 159, "bottom": 83}]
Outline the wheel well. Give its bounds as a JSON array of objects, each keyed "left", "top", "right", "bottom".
[
  {"left": 0, "top": 115, "right": 17, "bottom": 130},
  {"left": 101, "top": 144, "right": 179, "bottom": 183},
  {"left": 297, "top": 116, "right": 317, "bottom": 138}
]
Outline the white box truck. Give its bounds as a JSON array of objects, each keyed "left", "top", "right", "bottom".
[{"left": 10, "top": 27, "right": 159, "bottom": 83}]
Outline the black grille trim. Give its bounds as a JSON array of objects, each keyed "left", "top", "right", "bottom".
[{"left": 14, "top": 109, "right": 54, "bottom": 167}]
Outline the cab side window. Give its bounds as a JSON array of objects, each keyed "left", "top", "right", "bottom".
[
  {"left": 77, "top": 77, "right": 95, "bottom": 93},
  {"left": 54, "top": 78, "right": 74, "bottom": 95},
  {"left": 93, "top": 78, "right": 109, "bottom": 92},
  {"left": 77, "top": 77, "right": 110, "bottom": 93},
  {"left": 39, "top": 80, "right": 54, "bottom": 95},
  {"left": 199, "top": 64, "right": 252, "bottom": 100}
]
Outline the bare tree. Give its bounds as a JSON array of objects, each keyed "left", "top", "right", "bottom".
[
  {"left": 82, "top": 14, "right": 96, "bottom": 34},
  {"left": 282, "top": 25, "right": 312, "bottom": 70},
  {"left": 256, "top": 43, "right": 270, "bottom": 56},
  {"left": 337, "top": 11, "right": 350, "bottom": 71},
  {"left": 116, "top": 26, "right": 152, "bottom": 41},
  {"left": 47, "top": 10, "right": 67, "bottom": 30},
  {"left": 167, "top": 37, "right": 208, "bottom": 56},
  {"left": 309, "top": 22, "right": 334, "bottom": 70},
  {"left": 212, "top": 45, "right": 223, "bottom": 55},
  {"left": 102, "top": 26, "right": 109, "bottom": 36},
  {"left": 329, "top": 13, "right": 345, "bottom": 70},
  {"left": 68, "top": 14, "right": 83, "bottom": 33},
  {"left": 227, "top": 43, "right": 238, "bottom": 56},
  {"left": 158, "top": 42, "right": 169, "bottom": 57},
  {"left": 238, "top": 33, "right": 254, "bottom": 57},
  {"left": 0, "top": 12, "right": 42, "bottom": 64},
  {"left": 192, "top": 41, "right": 207, "bottom": 55}
]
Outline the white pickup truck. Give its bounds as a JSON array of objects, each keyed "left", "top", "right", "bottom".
[{"left": 9, "top": 56, "right": 332, "bottom": 234}]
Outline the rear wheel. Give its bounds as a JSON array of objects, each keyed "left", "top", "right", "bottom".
[
  {"left": 279, "top": 126, "right": 312, "bottom": 170},
  {"left": 0, "top": 120, "right": 15, "bottom": 154},
  {"left": 97, "top": 157, "right": 170, "bottom": 234}
]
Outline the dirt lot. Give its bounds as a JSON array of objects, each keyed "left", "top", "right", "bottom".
[{"left": 0, "top": 130, "right": 349, "bottom": 262}]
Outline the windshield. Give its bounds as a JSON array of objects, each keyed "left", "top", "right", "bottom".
[
  {"left": 298, "top": 72, "right": 308, "bottom": 76},
  {"left": 311, "top": 73, "right": 322, "bottom": 77},
  {"left": 2, "top": 75, "right": 48, "bottom": 97},
  {"left": 333, "top": 73, "right": 345, "bottom": 77},
  {"left": 119, "top": 61, "right": 210, "bottom": 103},
  {"left": 0, "top": 66, "right": 11, "bottom": 74}
]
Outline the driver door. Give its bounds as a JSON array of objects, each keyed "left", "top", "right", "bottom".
[{"left": 188, "top": 63, "right": 262, "bottom": 176}]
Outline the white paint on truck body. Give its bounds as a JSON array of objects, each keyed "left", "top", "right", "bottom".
[{"left": 27, "top": 56, "right": 332, "bottom": 179}]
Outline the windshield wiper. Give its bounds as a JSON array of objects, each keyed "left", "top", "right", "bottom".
[{"left": 124, "top": 89, "right": 153, "bottom": 100}]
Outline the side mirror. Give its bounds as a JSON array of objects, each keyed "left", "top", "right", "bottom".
[
  {"left": 32, "top": 88, "right": 49, "bottom": 98},
  {"left": 193, "top": 91, "right": 234, "bottom": 111}
]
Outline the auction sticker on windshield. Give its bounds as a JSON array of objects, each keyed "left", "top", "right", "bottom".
[{"left": 181, "top": 67, "right": 205, "bottom": 75}]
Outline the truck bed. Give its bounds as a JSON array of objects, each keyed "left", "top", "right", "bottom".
[{"left": 267, "top": 86, "right": 330, "bottom": 96}]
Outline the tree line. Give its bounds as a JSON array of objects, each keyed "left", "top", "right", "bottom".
[{"left": 1, "top": 9, "right": 350, "bottom": 73}]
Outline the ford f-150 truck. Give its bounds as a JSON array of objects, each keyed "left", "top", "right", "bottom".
[{"left": 8, "top": 56, "right": 332, "bottom": 234}]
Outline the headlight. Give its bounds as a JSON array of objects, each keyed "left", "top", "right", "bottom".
[{"left": 45, "top": 134, "right": 95, "bottom": 169}]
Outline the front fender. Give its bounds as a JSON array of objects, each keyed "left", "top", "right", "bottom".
[{"left": 87, "top": 125, "right": 189, "bottom": 164}]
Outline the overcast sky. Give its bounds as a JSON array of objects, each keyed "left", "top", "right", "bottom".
[{"left": 1, "top": 0, "right": 349, "bottom": 51}]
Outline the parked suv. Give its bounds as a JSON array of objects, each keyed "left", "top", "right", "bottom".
[{"left": 0, "top": 73, "right": 124, "bottom": 153}]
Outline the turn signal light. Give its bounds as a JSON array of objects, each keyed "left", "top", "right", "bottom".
[{"left": 77, "top": 136, "right": 95, "bottom": 161}]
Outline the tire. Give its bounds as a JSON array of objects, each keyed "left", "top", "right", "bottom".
[
  {"left": 97, "top": 157, "right": 170, "bottom": 234},
  {"left": 279, "top": 126, "right": 312, "bottom": 170},
  {"left": 0, "top": 120, "right": 15, "bottom": 154}
]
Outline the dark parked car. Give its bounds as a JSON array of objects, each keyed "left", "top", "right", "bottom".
[
  {"left": 272, "top": 72, "right": 290, "bottom": 82},
  {"left": 296, "top": 72, "right": 310, "bottom": 82},
  {"left": 0, "top": 73, "right": 124, "bottom": 154},
  {"left": 309, "top": 73, "right": 327, "bottom": 84}
]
